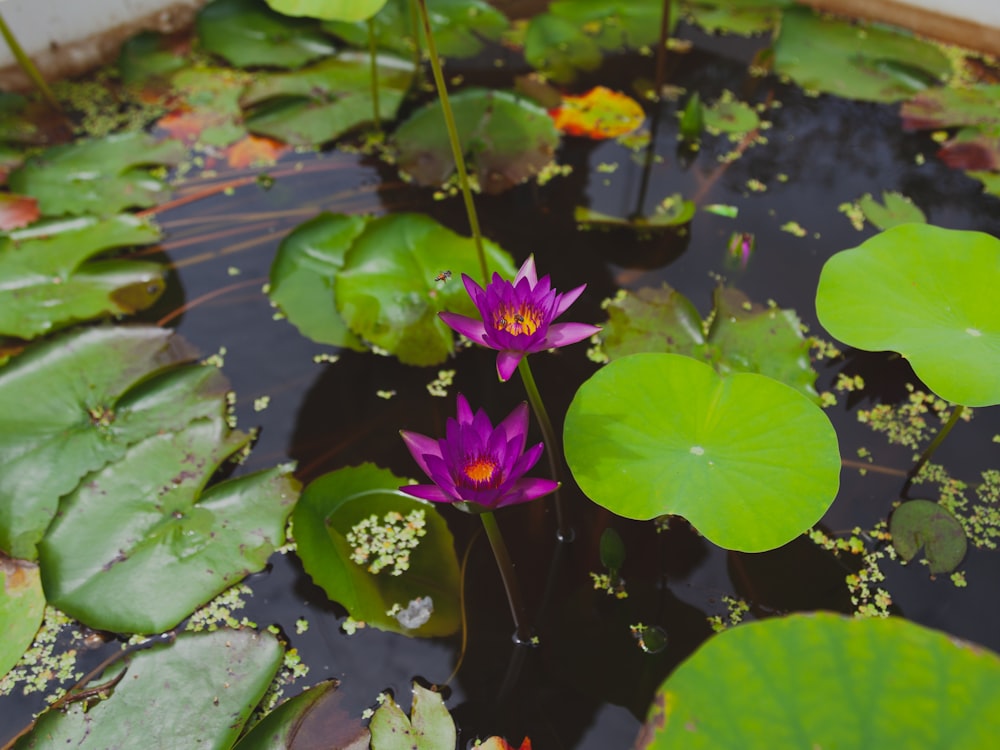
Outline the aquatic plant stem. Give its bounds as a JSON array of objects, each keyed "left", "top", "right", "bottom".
[
  {"left": 517, "top": 357, "right": 573, "bottom": 542},
  {"left": 0, "top": 11, "right": 61, "bottom": 113},
  {"left": 905, "top": 404, "right": 966, "bottom": 492},
  {"left": 480, "top": 510, "right": 531, "bottom": 644},
  {"left": 367, "top": 18, "right": 381, "bottom": 132},
  {"left": 413, "top": 0, "right": 489, "bottom": 286}
]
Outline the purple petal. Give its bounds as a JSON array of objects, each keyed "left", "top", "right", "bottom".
[
  {"left": 514, "top": 255, "right": 538, "bottom": 287},
  {"left": 544, "top": 322, "right": 602, "bottom": 348},
  {"left": 399, "top": 484, "right": 456, "bottom": 504},
  {"left": 493, "top": 477, "right": 560, "bottom": 508},
  {"left": 424, "top": 453, "right": 458, "bottom": 493},
  {"left": 508, "top": 441, "right": 545, "bottom": 481},
  {"left": 497, "top": 402, "right": 529, "bottom": 445},
  {"left": 461, "top": 273, "right": 486, "bottom": 305},
  {"left": 531, "top": 275, "right": 553, "bottom": 301},
  {"left": 455, "top": 393, "right": 473, "bottom": 425},
  {"left": 400, "top": 431, "right": 440, "bottom": 478},
  {"left": 496, "top": 350, "right": 523, "bottom": 381},
  {"left": 552, "top": 284, "right": 586, "bottom": 318},
  {"left": 439, "top": 311, "right": 488, "bottom": 344}
]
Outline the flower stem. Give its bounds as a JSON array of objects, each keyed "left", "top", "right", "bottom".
[
  {"left": 412, "top": 0, "right": 489, "bottom": 286},
  {"left": 904, "top": 403, "right": 966, "bottom": 494},
  {"left": 517, "top": 357, "right": 573, "bottom": 542},
  {"left": 367, "top": 17, "right": 381, "bottom": 133},
  {"left": 0, "top": 11, "right": 61, "bottom": 113},
  {"left": 480, "top": 511, "right": 532, "bottom": 644}
]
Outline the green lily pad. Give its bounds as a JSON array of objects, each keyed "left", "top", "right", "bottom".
[
  {"left": 524, "top": 0, "right": 673, "bottom": 83},
  {"left": 333, "top": 212, "right": 516, "bottom": 365},
  {"left": 857, "top": 190, "right": 926, "bottom": 230},
  {"left": 116, "top": 31, "right": 190, "bottom": 86},
  {"left": 167, "top": 66, "right": 252, "bottom": 148},
  {"left": 39, "top": 416, "right": 297, "bottom": 634},
  {"left": 774, "top": 7, "right": 951, "bottom": 102},
  {"left": 901, "top": 84, "right": 1000, "bottom": 131},
  {"left": 564, "top": 353, "right": 840, "bottom": 552},
  {"left": 968, "top": 170, "right": 1000, "bottom": 198},
  {"left": 703, "top": 97, "right": 759, "bottom": 135},
  {"left": 197, "top": 0, "right": 336, "bottom": 69},
  {"left": 393, "top": 88, "right": 559, "bottom": 193},
  {"left": 235, "top": 679, "right": 370, "bottom": 749},
  {"left": 0, "top": 214, "right": 165, "bottom": 339},
  {"left": 685, "top": 0, "right": 792, "bottom": 36},
  {"left": 242, "top": 52, "right": 414, "bottom": 146},
  {"left": 575, "top": 194, "right": 696, "bottom": 231},
  {"left": 369, "top": 682, "right": 456, "bottom": 750},
  {"left": 0, "top": 326, "right": 222, "bottom": 561},
  {"left": 13, "top": 629, "right": 283, "bottom": 749},
  {"left": 599, "top": 285, "right": 818, "bottom": 402},
  {"left": 815, "top": 223, "right": 1000, "bottom": 406},
  {"left": 268, "top": 211, "right": 367, "bottom": 350},
  {"left": 292, "top": 464, "right": 461, "bottom": 636},
  {"left": 890, "top": 499, "right": 967, "bottom": 575},
  {"left": 323, "top": 0, "right": 507, "bottom": 58},
  {"left": 266, "top": 0, "right": 387, "bottom": 21},
  {"left": 0, "top": 556, "right": 45, "bottom": 680},
  {"left": 6, "top": 132, "right": 186, "bottom": 217},
  {"left": 637, "top": 613, "right": 1000, "bottom": 748}
]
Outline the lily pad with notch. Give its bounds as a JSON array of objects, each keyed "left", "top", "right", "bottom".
[
  {"left": 292, "top": 464, "right": 461, "bottom": 636},
  {"left": 637, "top": 613, "right": 1000, "bottom": 748},
  {"left": 266, "top": 0, "right": 387, "bottom": 21},
  {"left": 816, "top": 223, "right": 1000, "bottom": 406},
  {"left": 890, "top": 499, "right": 967, "bottom": 575},
  {"left": 242, "top": 52, "right": 415, "bottom": 146},
  {"left": 0, "top": 555, "right": 44, "bottom": 681},
  {"left": 323, "top": 0, "right": 507, "bottom": 59},
  {"left": 0, "top": 214, "right": 165, "bottom": 339},
  {"left": 685, "top": 0, "right": 793, "bottom": 37},
  {"left": 856, "top": 190, "right": 926, "bottom": 230},
  {"left": 6, "top": 132, "right": 186, "bottom": 217},
  {"left": 599, "top": 284, "right": 819, "bottom": 402},
  {"left": 369, "top": 681, "right": 456, "bottom": 750},
  {"left": 564, "top": 353, "right": 840, "bottom": 552},
  {"left": 392, "top": 88, "right": 559, "bottom": 194}
]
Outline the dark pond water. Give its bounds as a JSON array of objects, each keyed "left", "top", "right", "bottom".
[{"left": 4, "top": 20, "right": 1000, "bottom": 750}]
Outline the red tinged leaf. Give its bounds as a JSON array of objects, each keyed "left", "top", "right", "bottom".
[
  {"left": 938, "top": 137, "right": 1000, "bottom": 171},
  {"left": 549, "top": 86, "right": 644, "bottom": 139},
  {"left": 226, "top": 135, "right": 288, "bottom": 168},
  {"left": 155, "top": 108, "right": 232, "bottom": 144},
  {"left": 0, "top": 193, "right": 40, "bottom": 230}
]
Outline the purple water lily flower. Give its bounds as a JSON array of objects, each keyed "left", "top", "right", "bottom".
[
  {"left": 400, "top": 394, "right": 559, "bottom": 510},
  {"left": 440, "top": 256, "right": 601, "bottom": 381}
]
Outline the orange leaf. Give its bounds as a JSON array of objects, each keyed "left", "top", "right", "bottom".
[
  {"left": 549, "top": 86, "right": 644, "bottom": 140},
  {"left": 155, "top": 108, "right": 224, "bottom": 144},
  {"left": 0, "top": 193, "right": 40, "bottom": 230},
  {"left": 226, "top": 135, "right": 288, "bottom": 168},
  {"left": 477, "top": 737, "right": 532, "bottom": 750}
]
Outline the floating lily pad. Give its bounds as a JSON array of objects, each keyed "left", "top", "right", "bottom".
[
  {"left": 14, "top": 629, "right": 283, "bottom": 749},
  {"left": 116, "top": 31, "right": 190, "bottom": 86},
  {"left": 599, "top": 285, "right": 818, "bottom": 402},
  {"left": 637, "top": 613, "right": 1000, "bottom": 748},
  {"left": 243, "top": 52, "right": 414, "bottom": 146},
  {"left": 550, "top": 86, "right": 645, "bottom": 139},
  {"left": 937, "top": 128, "right": 1000, "bottom": 171},
  {"left": 7, "top": 132, "right": 186, "bottom": 217},
  {"left": 900, "top": 84, "right": 1000, "bottom": 131},
  {"left": 565, "top": 353, "right": 840, "bottom": 552},
  {"left": 267, "top": 0, "right": 387, "bottom": 21},
  {"left": 524, "top": 0, "right": 673, "bottom": 83},
  {"left": 268, "top": 211, "right": 367, "bottom": 350},
  {"left": 0, "top": 192, "right": 38, "bottom": 230},
  {"left": 159, "top": 67, "right": 252, "bottom": 148},
  {"left": 235, "top": 679, "right": 370, "bottom": 750},
  {"left": 393, "top": 88, "right": 559, "bottom": 194},
  {"left": 685, "top": 0, "right": 792, "bottom": 36},
  {"left": 575, "top": 194, "right": 696, "bottom": 231},
  {"left": 197, "top": 0, "right": 336, "bottom": 69},
  {"left": 292, "top": 464, "right": 461, "bottom": 636},
  {"left": 0, "top": 556, "right": 44, "bottom": 680},
  {"left": 703, "top": 97, "right": 759, "bottom": 135},
  {"left": 890, "top": 499, "right": 967, "bottom": 574},
  {"left": 774, "top": 7, "right": 951, "bottom": 102},
  {"left": 816, "top": 223, "right": 1000, "bottom": 406},
  {"left": 369, "top": 682, "right": 456, "bottom": 750},
  {"left": 39, "top": 417, "right": 297, "bottom": 634},
  {"left": 323, "top": 0, "right": 507, "bottom": 58},
  {"left": 856, "top": 190, "right": 926, "bottom": 230},
  {"left": 333, "top": 212, "right": 516, "bottom": 365},
  {"left": 0, "top": 214, "right": 165, "bottom": 339}
]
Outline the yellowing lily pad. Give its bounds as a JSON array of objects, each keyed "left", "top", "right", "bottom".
[{"left": 550, "top": 87, "right": 644, "bottom": 139}]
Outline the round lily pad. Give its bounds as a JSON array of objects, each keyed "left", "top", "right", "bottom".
[
  {"left": 0, "top": 556, "right": 44, "bottom": 680},
  {"left": 638, "top": 613, "right": 1000, "bottom": 748},
  {"left": 564, "top": 353, "right": 841, "bottom": 552},
  {"left": 816, "top": 223, "right": 1000, "bottom": 406},
  {"left": 890, "top": 499, "right": 967, "bottom": 575}
]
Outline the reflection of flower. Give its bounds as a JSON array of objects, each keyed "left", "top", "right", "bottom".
[
  {"left": 440, "top": 256, "right": 600, "bottom": 381},
  {"left": 400, "top": 394, "right": 558, "bottom": 510}
]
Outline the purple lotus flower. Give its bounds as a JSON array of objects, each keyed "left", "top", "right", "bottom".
[
  {"left": 400, "top": 394, "right": 559, "bottom": 510},
  {"left": 440, "top": 256, "right": 601, "bottom": 381}
]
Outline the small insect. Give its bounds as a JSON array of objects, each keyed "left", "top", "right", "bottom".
[
  {"left": 513, "top": 313, "right": 525, "bottom": 324},
  {"left": 497, "top": 317, "right": 508, "bottom": 328},
  {"left": 434, "top": 270, "right": 452, "bottom": 283}
]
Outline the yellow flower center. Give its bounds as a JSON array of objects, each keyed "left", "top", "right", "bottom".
[
  {"left": 463, "top": 456, "right": 499, "bottom": 484},
  {"left": 493, "top": 305, "right": 541, "bottom": 336}
]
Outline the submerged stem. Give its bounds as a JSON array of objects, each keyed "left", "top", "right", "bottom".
[
  {"left": 480, "top": 510, "right": 531, "bottom": 644},
  {"left": 0, "top": 11, "right": 61, "bottom": 113},
  {"left": 904, "top": 403, "right": 966, "bottom": 493},
  {"left": 412, "top": 0, "right": 489, "bottom": 286},
  {"left": 367, "top": 17, "right": 381, "bottom": 133},
  {"left": 517, "top": 357, "right": 573, "bottom": 542}
]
